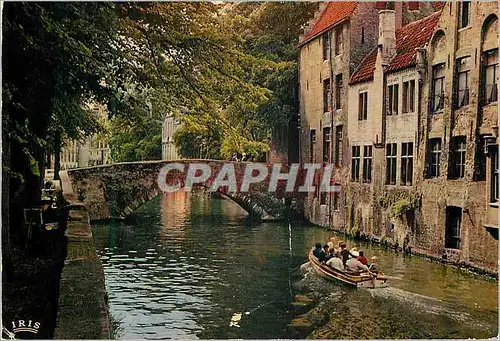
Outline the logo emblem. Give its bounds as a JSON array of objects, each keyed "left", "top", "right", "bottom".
[{"left": 3, "top": 320, "right": 41, "bottom": 339}]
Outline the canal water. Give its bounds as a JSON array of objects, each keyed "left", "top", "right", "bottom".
[{"left": 92, "top": 192, "right": 498, "bottom": 339}]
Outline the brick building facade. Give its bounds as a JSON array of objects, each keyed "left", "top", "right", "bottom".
[{"left": 298, "top": 2, "right": 498, "bottom": 272}]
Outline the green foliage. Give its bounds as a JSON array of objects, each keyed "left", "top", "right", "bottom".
[
  {"left": 108, "top": 114, "right": 162, "bottom": 163},
  {"left": 378, "top": 192, "right": 420, "bottom": 219},
  {"left": 391, "top": 197, "right": 419, "bottom": 218},
  {"left": 3, "top": 0, "right": 320, "bottom": 235},
  {"left": 173, "top": 118, "right": 223, "bottom": 160},
  {"left": 225, "top": 2, "right": 318, "bottom": 130}
]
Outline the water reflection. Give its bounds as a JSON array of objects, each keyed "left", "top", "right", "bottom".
[{"left": 92, "top": 192, "right": 498, "bottom": 339}]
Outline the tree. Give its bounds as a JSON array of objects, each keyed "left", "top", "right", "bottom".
[
  {"left": 111, "top": 2, "right": 274, "bottom": 161},
  {"left": 222, "top": 2, "right": 318, "bottom": 162},
  {"left": 2, "top": 2, "right": 124, "bottom": 246}
]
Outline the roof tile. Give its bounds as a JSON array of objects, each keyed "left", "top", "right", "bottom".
[
  {"left": 349, "top": 49, "right": 378, "bottom": 84},
  {"left": 299, "top": 2, "right": 357, "bottom": 46},
  {"left": 350, "top": 11, "right": 441, "bottom": 84}
]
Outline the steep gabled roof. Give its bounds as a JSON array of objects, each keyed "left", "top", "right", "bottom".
[
  {"left": 350, "top": 11, "right": 442, "bottom": 84},
  {"left": 298, "top": 2, "right": 357, "bottom": 47}
]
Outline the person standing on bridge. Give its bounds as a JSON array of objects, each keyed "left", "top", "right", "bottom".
[{"left": 231, "top": 152, "right": 239, "bottom": 162}]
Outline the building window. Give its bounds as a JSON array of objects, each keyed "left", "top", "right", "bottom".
[
  {"left": 402, "top": 80, "right": 415, "bottom": 113},
  {"left": 459, "top": 1, "right": 470, "bottom": 29},
  {"left": 335, "top": 26, "right": 343, "bottom": 55},
  {"left": 351, "top": 146, "right": 361, "bottom": 182},
  {"left": 401, "top": 142, "right": 414, "bottom": 186},
  {"left": 335, "top": 125, "right": 343, "bottom": 166},
  {"left": 358, "top": 92, "right": 368, "bottom": 121},
  {"left": 335, "top": 74, "right": 343, "bottom": 109},
  {"left": 320, "top": 192, "right": 327, "bottom": 205},
  {"left": 386, "top": 143, "right": 397, "bottom": 185},
  {"left": 333, "top": 192, "right": 340, "bottom": 211},
  {"left": 361, "top": 27, "right": 365, "bottom": 44},
  {"left": 445, "top": 206, "right": 462, "bottom": 249},
  {"left": 310, "top": 130, "right": 316, "bottom": 163},
  {"left": 456, "top": 56, "right": 470, "bottom": 108},
  {"left": 432, "top": 63, "right": 445, "bottom": 113},
  {"left": 323, "top": 127, "right": 331, "bottom": 162},
  {"left": 491, "top": 147, "right": 499, "bottom": 203},
  {"left": 427, "top": 138, "right": 442, "bottom": 178},
  {"left": 388, "top": 84, "right": 399, "bottom": 115},
  {"left": 483, "top": 49, "right": 498, "bottom": 104},
  {"left": 323, "top": 79, "right": 331, "bottom": 113},
  {"left": 449, "top": 136, "right": 466, "bottom": 179},
  {"left": 322, "top": 32, "right": 330, "bottom": 61},
  {"left": 362, "top": 145, "right": 372, "bottom": 183}
]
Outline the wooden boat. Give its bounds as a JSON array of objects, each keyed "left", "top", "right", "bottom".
[{"left": 308, "top": 251, "right": 388, "bottom": 289}]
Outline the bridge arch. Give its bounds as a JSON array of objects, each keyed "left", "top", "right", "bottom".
[{"left": 60, "top": 160, "right": 304, "bottom": 221}]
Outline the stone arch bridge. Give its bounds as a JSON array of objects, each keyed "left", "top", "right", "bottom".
[{"left": 60, "top": 160, "right": 323, "bottom": 221}]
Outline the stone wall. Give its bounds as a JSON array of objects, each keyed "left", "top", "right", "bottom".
[
  {"left": 415, "top": 2, "right": 499, "bottom": 271},
  {"left": 55, "top": 178, "right": 110, "bottom": 339},
  {"left": 299, "top": 2, "right": 498, "bottom": 273},
  {"left": 65, "top": 160, "right": 306, "bottom": 221},
  {"left": 299, "top": 3, "right": 381, "bottom": 228}
]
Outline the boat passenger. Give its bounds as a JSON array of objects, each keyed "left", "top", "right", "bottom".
[
  {"left": 357, "top": 250, "right": 369, "bottom": 266},
  {"left": 339, "top": 243, "right": 349, "bottom": 265},
  {"left": 324, "top": 248, "right": 336, "bottom": 262},
  {"left": 326, "top": 251, "right": 344, "bottom": 271},
  {"left": 369, "top": 256, "right": 379, "bottom": 273},
  {"left": 327, "top": 237, "right": 336, "bottom": 252},
  {"left": 322, "top": 244, "right": 330, "bottom": 262},
  {"left": 345, "top": 250, "right": 370, "bottom": 273},
  {"left": 313, "top": 243, "right": 326, "bottom": 262}
]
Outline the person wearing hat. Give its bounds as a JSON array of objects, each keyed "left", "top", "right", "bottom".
[{"left": 346, "top": 249, "right": 371, "bottom": 274}]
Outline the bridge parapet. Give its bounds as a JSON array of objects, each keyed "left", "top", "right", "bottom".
[{"left": 63, "top": 160, "right": 317, "bottom": 221}]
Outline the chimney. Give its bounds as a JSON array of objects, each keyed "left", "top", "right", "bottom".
[
  {"left": 378, "top": 9, "right": 397, "bottom": 66},
  {"left": 408, "top": 2, "right": 420, "bottom": 11}
]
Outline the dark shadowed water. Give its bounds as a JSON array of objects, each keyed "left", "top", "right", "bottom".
[{"left": 92, "top": 192, "right": 498, "bottom": 339}]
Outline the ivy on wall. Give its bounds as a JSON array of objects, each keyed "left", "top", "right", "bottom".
[{"left": 377, "top": 191, "right": 421, "bottom": 219}]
